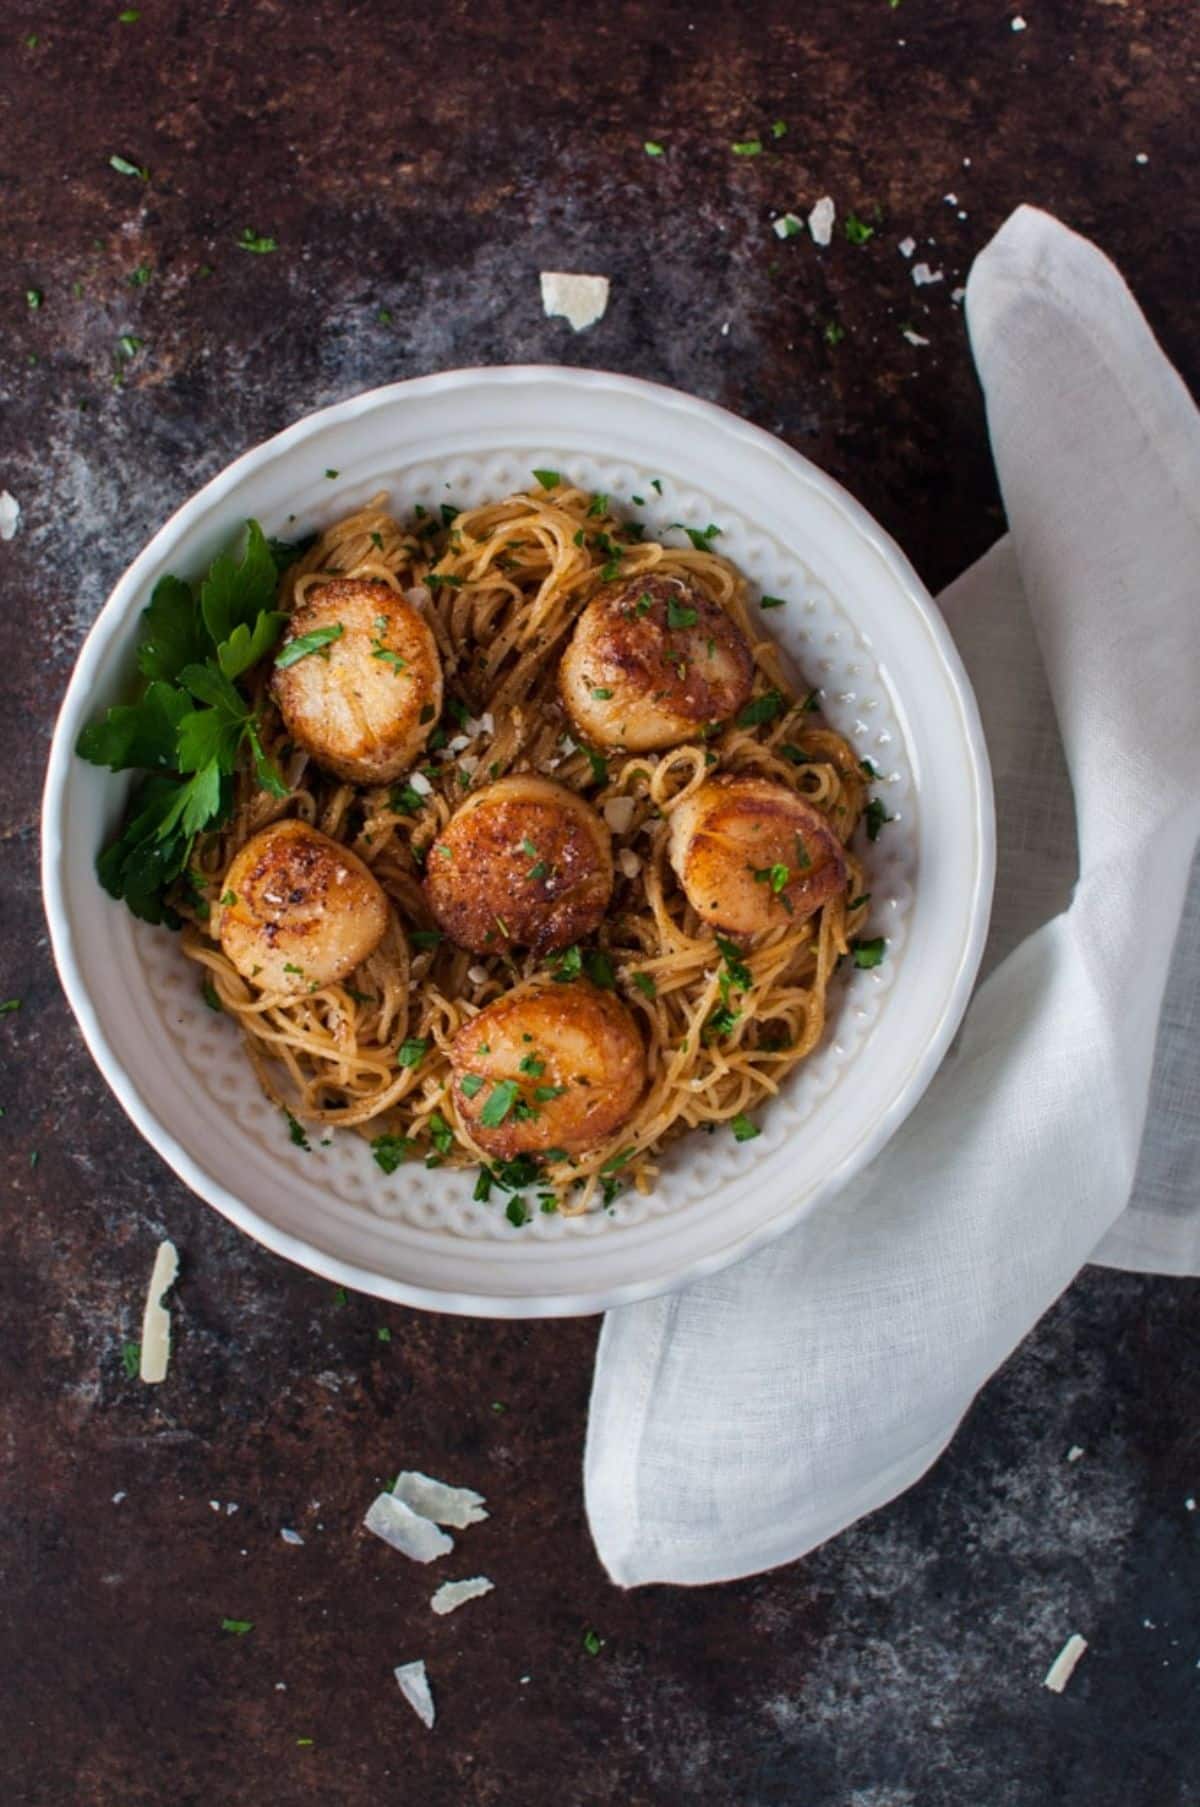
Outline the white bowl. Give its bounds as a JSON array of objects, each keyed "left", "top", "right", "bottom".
[{"left": 42, "top": 366, "right": 993, "bottom": 1318}]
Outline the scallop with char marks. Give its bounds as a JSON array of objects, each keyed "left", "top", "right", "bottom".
[
  {"left": 218, "top": 818, "right": 389, "bottom": 996},
  {"left": 558, "top": 572, "right": 754, "bottom": 752},
  {"left": 271, "top": 577, "right": 442, "bottom": 784},
  {"left": 424, "top": 775, "right": 613, "bottom": 955},
  {"left": 449, "top": 980, "right": 646, "bottom": 1159},
  {"left": 667, "top": 774, "right": 847, "bottom": 936}
]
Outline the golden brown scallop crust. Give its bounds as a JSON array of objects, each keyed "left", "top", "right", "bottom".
[
  {"left": 448, "top": 980, "right": 647, "bottom": 1158},
  {"left": 271, "top": 577, "right": 442, "bottom": 785},
  {"left": 218, "top": 817, "right": 389, "bottom": 996},
  {"left": 667, "top": 774, "right": 847, "bottom": 936},
  {"left": 558, "top": 573, "right": 755, "bottom": 752},
  {"left": 424, "top": 775, "right": 614, "bottom": 955}
]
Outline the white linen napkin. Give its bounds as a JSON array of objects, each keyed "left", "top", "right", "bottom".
[{"left": 584, "top": 206, "right": 1200, "bottom": 1587}]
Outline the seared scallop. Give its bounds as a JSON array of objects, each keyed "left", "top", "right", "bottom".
[
  {"left": 271, "top": 577, "right": 442, "bottom": 784},
  {"left": 424, "top": 775, "right": 613, "bottom": 955},
  {"left": 449, "top": 981, "right": 646, "bottom": 1159},
  {"left": 667, "top": 775, "right": 847, "bottom": 937},
  {"left": 558, "top": 572, "right": 754, "bottom": 751},
  {"left": 218, "top": 818, "right": 389, "bottom": 996}
]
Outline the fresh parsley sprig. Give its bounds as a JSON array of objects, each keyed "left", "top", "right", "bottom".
[{"left": 77, "top": 520, "right": 293, "bottom": 923}]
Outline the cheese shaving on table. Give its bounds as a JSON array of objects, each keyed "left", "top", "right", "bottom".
[
  {"left": 772, "top": 212, "right": 803, "bottom": 240},
  {"left": 808, "top": 196, "right": 835, "bottom": 246},
  {"left": 364, "top": 1492, "right": 455, "bottom": 1561},
  {"left": 394, "top": 1660, "right": 435, "bottom": 1729},
  {"left": 902, "top": 329, "right": 931, "bottom": 347},
  {"left": 392, "top": 1470, "right": 488, "bottom": 1528},
  {"left": 898, "top": 236, "right": 917, "bottom": 258},
  {"left": 912, "top": 262, "right": 944, "bottom": 286},
  {"left": 540, "top": 272, "right": 610, "bottom": 333},
  {"left": 1043, "top": 1634, "right": 1088, "bottom": 1693},
  {"left": 0, "top": 491, "right": 20, "bottom": 541},
  {"left": 430, "top": 1576, "right": 495, "bottom": 1616},
  {"left": 139, "top": 1239, "right": 179, "bottom": 1383}
]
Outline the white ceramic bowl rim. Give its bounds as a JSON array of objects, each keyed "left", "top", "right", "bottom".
[{"left": 41, "top": 365, "right": 994, "bottom": 1317}]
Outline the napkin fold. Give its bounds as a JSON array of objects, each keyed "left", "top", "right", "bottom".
[{"left": 585, "top": 207, "right": 1200, "bottom": 1588}]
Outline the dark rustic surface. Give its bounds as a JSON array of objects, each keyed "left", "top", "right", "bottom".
[{"left": 2, "top": 2, "right": 1198, "bottom": 1802}]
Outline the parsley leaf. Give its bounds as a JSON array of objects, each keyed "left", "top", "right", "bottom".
[
  {"left": 731, "top": 1113, "right": 760, "bottom": 1142},
  {"left": 731, "top": 139, "right": 763, "bottom": 157},
  {"left": 644, "top": 141, "right": 665, "bottom": 157},
  {"left": 397, "top": 1038, "right": 428, "bottom": 1070},
  {"left": 275, "top": 623, "right": 344, "bottom": 669},
  {"left": 852, "top": 937, "right": 887, "bottom": 969},
  {"left": 864, "top": 798, "right": 892, "bottom": 841},
  {"left": 844, "top": 211, "right": 875, "bottom": 246},
  {"left": 121, "top": 1340, "right": 141, "bottom": 1378},
  {"left": 479, "top": 1080, "right": 521, "bottom": 1127},
  {"left": 631, "top": 971, "right": 657, "bottom": 999},
  {"left": 666, "top": 597, "right": 699, "bottom": 629},
  {"left": 372, "top": 1133, "right": 414, "bottom": 1173},
  {"left": 199, "top": 519, "right": 278, "bottom": 651},
  {"left": 735, "top": 690, "right": 784, "bottom": 728},
  {"left": 684, "top": 523, "right": 722, "bottom": 552},
  {"left": 759, "top": 594, "right": 787, "bottom": 610},
  {"left": 531, "top": 469, "right": 560, "bottom": 490},
  {"left": 237, "top": 228, "right": 277, "bottom": 254},
  {"left": 582, "top": 948, "right": 616, "bottom": 989}
]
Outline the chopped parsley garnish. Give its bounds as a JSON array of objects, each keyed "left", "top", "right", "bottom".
[
  {"left": 600, "top": 559, "right": 621, "bottom": 581},
  {"left": 703, "top": 1005, "right": 740, "bottom": 1042},
  {"left": 26, "top": 288, "right": 41, "bottom": 310},
  {"left": 684, "top": 523, "right": 722, "bottom": 551},
  {"left": 631, "top": 972, "right": 657, "bottom": 999},
  {"left": 0, "top": 998, "right": 22, "bottom": 1014},
  {"left": 852, "top": 937, "right": 887, "bottom": 969},
  {"left": 793, "top": 837, "right": 812, "bottom": 871},
  {"left": 117, "top": 334, "right": 144, "bottom": 359},
  {"left": 860, "top": 757, "right": 879, "bottom": 778},
  {"left": 584, "top": 746, "right": 608, "bottom": 784},
  {"left": 583, "top": 1628, "right": 605, "bottom": 1655},
  {"left": 666, "top": 597, "right": 699, "bottom": 630},
  {"left": 600, "top": 1148, "right": 633, "bottom": 1176},
  {"left": 479, "top": 1080, "right": 521, "bottom": 1127},
  {"left": 847, "top": 892, "right": 872, "bottom": 911},
  {"left": 635, "top": 592, "right": 654, "bottom": 616},
  {"left": 519, "top": 1053, "right": 545, "bottom": 1077},
  {"left": 824, "top": 321, "right": 846, "bottom": 347},
  {"left": 644, "top": 141, "right": 665, "bottom": 156},
  {"left": 532, "top": 468, "right": 560, "bottom": 490},
  {"left": 285, "top": 1111, "right": 310, "bottom": 1150},
  {"left": 410, "top": 928, "right": 443, "bottom": 948},
  {"left": 651, "top": 478, "right": 663, "bottom": 494},
  {"left": 220, "top": 1619, "right": 253, "bottom": 1636},
  {"left": 731, "top": 139, "right": 763, "bottom": 157},
  {"left": 771, "top": 119, "right": 788, "bottom": 138},
  {"left": 583, "top": 948, "right": 616, "bottom": 989},
  {"left": 779, "top": 745, "right": 808, "bottom": 766},
  {"left": 109, "top": 153, "right": 149, "bottom": 180},
  {"left": 591, "top": 686, "right": 613, "bottom": 700},
  {"left": 370, "top": 624, "right": 407, "bottom": 674},
  {"left": 735, "top": 690, "right": 783, "bottom": 728},
  {"left": 844, "top": 211, "right": 875, "bottom": 246},
  {"left": 425, "top": 572, "right": 464, "bottom": 589},
  {"left": 864, "top": 798, "right": 892, "bottom": 841},
  {"left": 371, "top": 1133, "right": 413, "bottom": 1174},
  {"left": 397, "top": 1038, "right": 428, "bottom": 1070},
  {"left": 759, "top": 594, "right": 787, "bottom": 610},
  {"left": 731, "top": 1113, "right": 760, "bottom": 1142},
  {"left": 202, "top": 978, "right": 221, "bottom": 1012},
  {"left": 121, "top": 1341, "right": 141, "bottom": 1378},
  {"left": 534, "top": 1084, "right": 567, "bottom": 1102},
  {"left": 276, "top": 622, "right": 344, "bottom": 668},
  {"left": 752, "top": 863, "right": 791, "bottom": 895},
  {"left": 461, "top": 1074, "right": 485, "bottom": 1099},
  {"left": 550, "top": 944, "right": 583, "bottom": 983},
  {"left": 427, "top": 1112, "right": 454, "bottom": 1156},
  {"left": 506, "top": 1197, "right": 529, "bottom": 1227},
  {"left": 237, "top": 228, "right": 278, "bottom": 254},
  {"left": 473, "top": 1167, "right": 492, "bottom": 1201},
  {"left": 377, "top": 1325, "right": 391, "bottom": 1342},
  {"left": 587, "top": 492, "right": 609, "bottom": 517},
  {"left": 390, "top": 783, "right": 426, "bottom": 814}
]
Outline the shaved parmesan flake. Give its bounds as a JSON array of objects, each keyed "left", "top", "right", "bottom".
[
  {"left": 912, "top": 262, "right": 944, "bottom": 287},
  {"left": 392, "top": 1470, "right": 488, "bottom": 1528},
  {"left": 772, "top": 212, "right": 803, "bottom": 240},
  {"left": 467, "top": 965, "right": 489, "bottom": 985},
  {"left": 0, "top": 491, "right": 19, "bottom": 541},
  {"left": 394, "top": 1659, "right": 435, "bottom": 1728},
  {"left": 1186, "top": 1497, "right": 1196, "bottom": 1512},
  {"left": 280, "top": 1527, "right": 305, "bottom": 1545},
  {"left": 364, "top": 1492, "right": 455, "bottom": 1562},
  {"left": 1011, "top": 14, "right": 1027, "bottom": 29},
  {"left": 618, "top": 848, "right": 641, "bottom": 879},
  {"left": 112, "top": 1491, "right": 126, "bottom": 1505},
  {"left": 898, "top": 236, "right": 916, "bottom": 258},
  {"left": 1134, "top": 151, "right": 1149, "bottom": 166},
  {"left": 540, "top": 271, "right": 610, "bottom": 333},
  {"left": 404, "top": 584, "right": 430, "bottom": 611},
  {"left": 1066, "top": 1445, "right": 1085, "bottom": 1462},
  {"left": 902, "top": 328, "right": 931, "bottom": 347},
  {"left": 603, "top": 796, "right": 636, "bottom": 834},
  {"left": 407, "top": 770, "right": 432, "bottom": 796},
  {"left": 139, "top": 1239, "right": 178, "bottom": 1384},
  {"left": 431, "top": 1576, "right": 495, "bottom": 1616},
  {"left": 808, "top": 196, "right": 835, "bottom": 247},
  {"left": 1044, "top": 1634, "right": 1088, "bottom": 1693}
]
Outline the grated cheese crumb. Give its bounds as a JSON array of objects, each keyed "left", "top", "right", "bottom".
[
  {"left": 139, "top": 1240, "right": 179, "bottom": 1384},
  {"left": 1044, "top": 1634, "right": 1087, "bottom": 1693},
  {"left": 808, "top": 196, "right": 836, "bottom": 247},
  {"left": 392, "top": 1470, "right": 488, "bottom": 1528},
  {"left": 1011, "top": 13, "right": 1027, "bottom": 29},
  {"left": 467, "top": 965, "right": 489, "bottom": 985},
  {"left": 772, "top": 212, "right": 804, "bottom": 240},
  {"left": 1134, "top": 152, "right": 1149, "bottom": 165},
  {"left": 364, "top": 1492, "right": 455, "bottom": 1562},
  {"left": 898, "top": 236, "right": 917, "bottom": 258},
  {"left": 1066, "top": 1445, "right": 1084, "bottom": 1462},
  {"left": 430, "top": 1576, "right": 495, "bottom": 1616},
  {"left": 0, "top": 491, "right": 20, "bottom": 541},
  {"left": 394, "top": 1659, "right": 436, "bottom": 1729},
  {"left": 280, "top": 1527, "right": 305, "bottom": 1545},
  {"left": 902, "top": 328, "right": 931, "bottom": 347},
  {"left": 604, "top": 796, "right": 636, "bottom": 834},
  {"left": 618, "top": 848, "right": 641, "bottom": 879},
  {"left": 112, "top": 1491, "right": 126, "bottom": 1505},
  {"left": 407, "top": 770, "right": 433, "bottom": 796},
  {"left": 540, "top": 271, "right": 610, "bottom": 333},
  {"left": 912, "top": 262, "right": 944, "bottom": 287}
]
